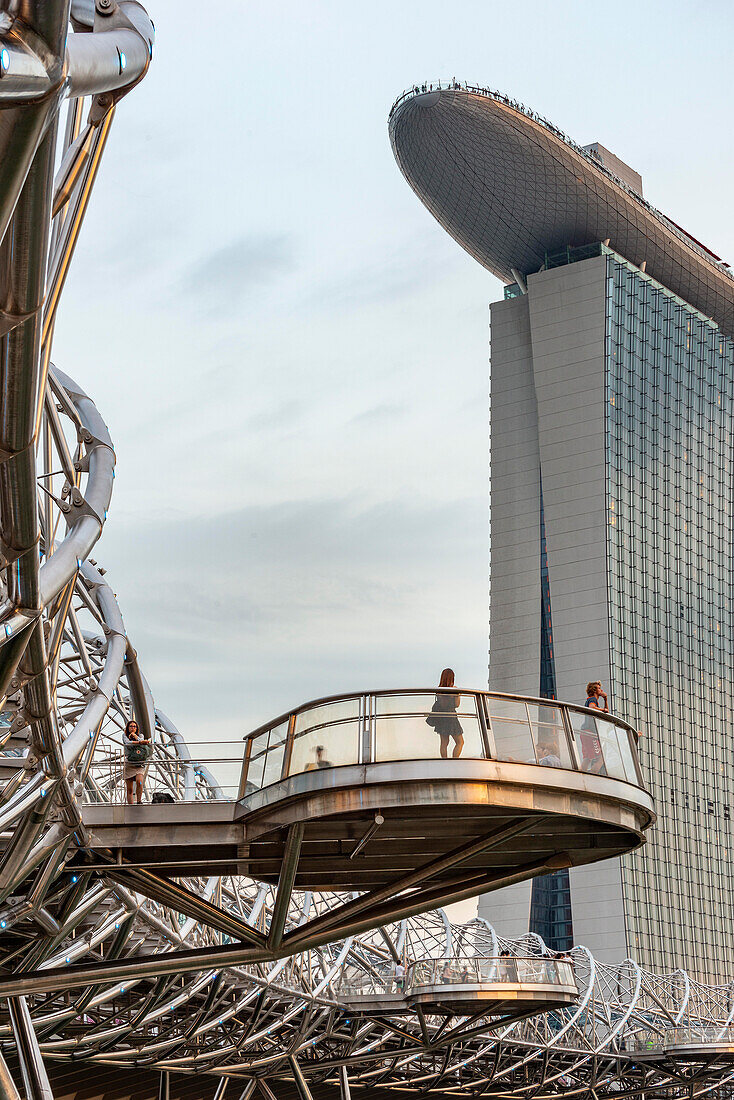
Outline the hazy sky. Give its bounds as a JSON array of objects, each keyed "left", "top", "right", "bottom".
[{"left": 54, "top": 0, "right": 734, "bottom": 748}]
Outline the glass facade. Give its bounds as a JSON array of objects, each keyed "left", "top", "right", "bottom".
[{"left": 605, "top": 253, "right": 734, "bottom": 983}]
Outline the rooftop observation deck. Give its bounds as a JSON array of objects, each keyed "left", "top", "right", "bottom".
[
  {"left": 337, "top": 955, "right": 578, "bottom": 1020},
  {"left": 80, "top": 689, "right": 653, "bottom": 942}
]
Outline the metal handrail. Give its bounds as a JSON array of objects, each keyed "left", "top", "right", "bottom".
[
  {"left": 240, "top": 688, "right": 644, "bottom": 796},
  {"left": 243, "top": 686, "right": 639, "bottom": 741}
]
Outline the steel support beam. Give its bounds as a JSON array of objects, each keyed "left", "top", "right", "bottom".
[
  {"left": 284, "top": 816, "right": 541, "bottom": 948},
  {"left": 267, "top": 822, "right": 304, "bottom": 951},
  {"left": 102, "top": 865, "right": 267, "bottom": 948}
]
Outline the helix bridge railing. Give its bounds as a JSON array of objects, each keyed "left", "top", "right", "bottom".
[
  {"left": 407, "top": 955, "right": 577, "bottom": 989},
  {"left": 241, "top": 688, "right": 643, "bottom": 795},
  {"left": 623, "top": 1025, "right": 734, "bottom": 1052}
]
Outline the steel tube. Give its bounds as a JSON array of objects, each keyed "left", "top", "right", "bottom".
[
  {"left": 0, "top": 1051, "right": 21, "bottom": 1100},
  {"left": 289, "top": 1057, "right": 314, "bottom": 1100},
  {"left": 7, "top": 996, "right": 53, "bottom": 1100}
]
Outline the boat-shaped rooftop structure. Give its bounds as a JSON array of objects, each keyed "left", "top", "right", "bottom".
[{"left": 389, "top": 82, "right": 734, "bottom": 338}]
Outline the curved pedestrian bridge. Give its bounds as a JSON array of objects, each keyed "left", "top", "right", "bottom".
[{"left": 81, "top": 689, "right": 653, "bottom": 937}]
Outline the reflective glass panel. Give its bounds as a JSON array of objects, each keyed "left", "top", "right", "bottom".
[
  {"left": 488, "top": 698, "right": 528, "bottom": 721},
  {"left": 294, "top": 698, "right": 359, "bottom": 735},
  {"left": 375, "top": 714, "right": 484, "bottom": 762},
  {"left": 261, "top": 721, "right": 288, "bottom": 787},
  {"left": 491, "top": 718, "right": 536, "bottom": 764},
  {"left": 244, "top": 731, "right": 268, "bottom": 791},
  {"left": 616, "top": 728, "right": 640, "bottom": 784},
  {"left": 568, "top": 711, "right": 606, "bottom": 774},
  {"left": 531, "top": 724, "right": 573, "bottom": 769},
  {"left": 289, "top": 721, "right": 360, "bottom": 775},
  {"left": 595, "top": 719, "right": 626, "bottom": 781}
]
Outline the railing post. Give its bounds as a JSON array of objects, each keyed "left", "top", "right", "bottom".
[
  {"left": 360, "top": 694, "right": 373, "bottom": 765},
  {"left": 562, "top": 705, "right": 583, "bottom": 771},
  {"left": 480, "top": 695, "right": 497, "bottom": 760},
  {"left": 476, "top": 692, "right": 492, "bottom": 759},
  {"left": 237, "top": 739, "right": 253, "bottom": 801},
  {"left": 281, "top": 714, "right": 296, "bottom": 781}
]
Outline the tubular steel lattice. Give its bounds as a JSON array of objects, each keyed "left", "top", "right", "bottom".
[{"left": 0, "top": 6, "right": 732, "bottom": 1098}]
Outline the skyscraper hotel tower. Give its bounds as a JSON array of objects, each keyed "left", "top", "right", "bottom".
[{"left": 390, "top": 84, "right": 734, "bottom": 985}]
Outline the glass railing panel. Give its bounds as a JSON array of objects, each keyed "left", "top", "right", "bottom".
[
  {"left": 374, "top": 713, "right": 484, "bottom": 762},
  {"left": 244, "top": 731, "right": 269, "bottom": 791},
  {"left": 594, "top": 719, "right": 627, "bottom": 781},
  {"left": 531, "top": 722, "right": 573, "bottom": 769},
  {"left": 488, "top": 698, "right": 528, "bottom": 722},
  {"left": 375, "top": 693, "right": 460, "bottom": 716},
  {"left": 491, "top": 718, "right": 536, "bottom": 764},
  {"left": 556, "top": 961, "right": 576, "bottom": 985},
  {"left": 289, "top": 721, "right": 360, "bottom": 776},
  {"left": 568, "top": 710, "right": 606, "bottom": 774},
  {"left": 294, "top": 698, "right": 360, "bottom": 736},
  {"left": 261, "top": 721, "right": 288, "bottom": 788},
  {"left": 516, "top": 958, "right": 548, "bottom": 982},
  {"left": 616, "top": 727, "right": 640, "bottom": 785},
  {"left": 526, "top": 703, "right": 563, "bottom": 725},
  {"left": 408, "top": 960, "right": 432, "bottom": 984}
]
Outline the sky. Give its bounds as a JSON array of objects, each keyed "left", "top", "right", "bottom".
[{"left": 53, "top": 0, "right": 734, "bottom": 752}]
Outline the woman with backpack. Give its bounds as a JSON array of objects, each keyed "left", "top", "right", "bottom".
[{"left": 123, "top": 718, "right": 152, "bottom": 804}]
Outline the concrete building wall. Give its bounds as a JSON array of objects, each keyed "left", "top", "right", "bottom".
[
  {"left": 487, "top": 294, "right": 540, "bottom": 696},
  {"left": 523, "top": 257, "right": 628, "bottom": 962},
  {"left": 480, "top": 293, "right": 539, "bottom": 938},
  {"left": 526, "top": 258, "right": 611, "bottom": 706},
  {"left": 482, "top": 257, "right": 628, "bottom": 960}
]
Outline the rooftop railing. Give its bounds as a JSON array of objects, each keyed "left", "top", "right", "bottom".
[{"left": 240, "top": 689, "right": 643, "bottom": 798}]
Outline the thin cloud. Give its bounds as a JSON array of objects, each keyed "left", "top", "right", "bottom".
[
  {"left": 180, "top": 234, "right": 295, "bottom": 310},
  {"left": 350, "top": 402, "right": 405, "bottom": 426}
]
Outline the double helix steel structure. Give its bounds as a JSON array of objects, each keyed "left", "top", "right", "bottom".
[{"left": 0, "top": 3, "right": 732, "bottom": 1098}]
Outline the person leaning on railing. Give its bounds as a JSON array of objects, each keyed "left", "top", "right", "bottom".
[
  {"left": 579, "top": 681, "right": 609, "bottom": 775},
  {"left": 123, "top": 718, "right": 152, "bottom": 805}
]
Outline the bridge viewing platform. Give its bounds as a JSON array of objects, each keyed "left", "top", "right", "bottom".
[
  {"left": 337, "top": 954, "right": 578, "bottom": 1020},
  {"left": 78, "top": 688, "right": 654, "bottom": 948}
]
